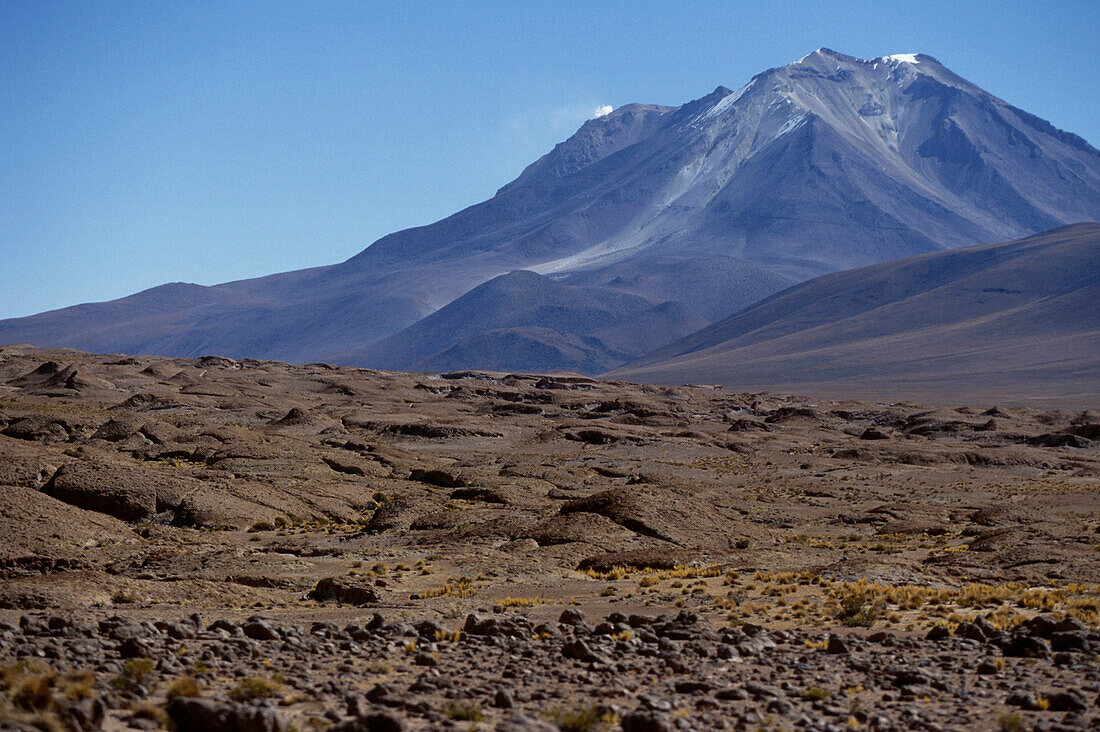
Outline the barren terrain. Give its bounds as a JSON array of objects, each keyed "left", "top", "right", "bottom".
[{"left": 0, "top": 346, "right": 1098, "bottom": 731}]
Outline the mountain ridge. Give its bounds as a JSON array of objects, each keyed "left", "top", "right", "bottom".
[
  {"left": 2, "top": 49, "right": 1098, "bottom": 372},
  {"left": 607, "top": 223, "right": 1100, "bottom": 404}
]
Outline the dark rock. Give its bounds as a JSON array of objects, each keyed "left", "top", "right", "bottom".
[
  {"left": 559, "top": 608, "right": 586, "bottom": 626},
  {"left": 365, "top": 683, "right": 401, "bottom": 707},
  {"left": 562, "top": 639, "right": 602, "bottom": 663},
  {"left": 577, "top": 550, "right": 694, "bottom": 574},
  {"left": 161, "top": 622, "right": 196, "bottom": 640},
  {"left": 118, "top": 637, "right": 153, "bottom": 659},
  {"left": 926, "top": 626, "right": 950, "bottom": 641},
  {"left": 43, "top": 462, "right": 158, "bottom": 522},
  {"left": 450, "top": 486, "right": 520, "bottom": 504},
  {"left": 322, "top": 456, "right": 369, "bottom": 476},
  {"left": 1050, "top": 631, "right": 1086, "bottom": 653},
  {"left": 673, "top": 680, "right": 711, "bottom": 694},
  {"left": 1003, "top": 634, "right": 1052, "bottom": 658},
  {"left": 565, "top": 428, "right": 619, "bottom": 445},
  {"left": 330, "top": 708, "right": 409, "bottom": 730},
  {"left": 1021, "top": 615, "right": 1058, "bottom": 638},
  {"left": 166, "top": 697, "right": 286, "bottom": 732},
  {"left": 364, "top": 498, "right": 420, "bottom": 533},
  {"left": 493, "top": 688, "right": 515, "bottom": 709},
  {"left": 827, "top": 635, "right": 849, "bottom": 654},
  {"left": 738, "top": 634, "right": 776, "bottom": 656},
  {"left": 309, "top": 577, "right": 383, "bottom": 606},
  {"left": 892, "top": 670, "right": 931, "bottom": 687},
  {"left": 715, "top": 687, "right": 747, "bottom": 701},
  {"left": 208, "top": 619, "right": 239, "bottom": 635},
  {"left": 621, "top": 710, "right": 674, "bottom": 732},
  {"left": 413, "top": 620, "right": 445, "bottom": 639},
  {"left": 408, "top": 468, "right": 467, "bottom": 487},
  {"left": 1005, "top": 692, "right": 1039, "bottom": 710},
  {"left": 744, "top": 682, "right": 781, "bottom": 700},
  {"left": 765, "top": 699, "right": 793, "bottom": 715},
  {"left": 2, "top": 416, "right": 78, "bottom": 442},
  {"left": 329, "top": 713, "right": 406, "bottom": 732},
  {"left": 954, "top": 621, "right": 986, "bottom": 642},
  {"left": 1053, "top": 617, "right": 1087, "bottom": 633},
  {"left": 1045, "top": 690, "right": 1088, "bottom": 712},
  {"left": 91, "top": 417, "right": 144, "bottom": 442},
  {"left": 241, "top": 620, "right": 279, "bottom": 641},
  {"left": 496, "top": 712, "right": 557, "bottom": 731},
  {"left": 56, "top": 697, "right": 105, "bottom": 731}
]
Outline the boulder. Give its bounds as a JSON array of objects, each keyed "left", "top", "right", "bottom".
[
  {"left": 166, "top": 697, "right": 285, "bottom": 732},
  {"left": 43, "top": 462, "right": 158, "bottom": 522},
  {"left": 309, "top": 577, "right": 383, "bottom": 606}
]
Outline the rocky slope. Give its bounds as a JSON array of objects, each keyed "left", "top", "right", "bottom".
[
  {"left": 609, "top": 223, "right": 1100, "bottom": 404},
  {"left": 2, "top": 50, "right": 1097, "bottom": 372}
]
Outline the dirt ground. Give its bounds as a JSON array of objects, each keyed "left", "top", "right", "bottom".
[{"left": 0, "top": 346, "right": 1097, "bottom": 730}]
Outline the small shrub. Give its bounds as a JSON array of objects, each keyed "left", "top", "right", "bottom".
[
  {"left": 417, "top": 578, "right": 475, "bottom": 599},
  {"left": 111, "top": 590, "right": 137, "bottom": 604},
  {"left": 802, "top": 686, "right": 830, "bottom": 701},
  {"left": 111, "top": 658, "right": 155, "bottom": 693},
  {"left": 228, "top": 676, "right": 279, "bottom": 702},
  {"left": 10, "top": 670, "right": 55, "bottom": 710},
  {"left": 497, "top": 596, "right": 547, "bottom": 608},
  {"left": 165, "top": 675, "right": 202, "bottom": 699},
  {"left": 129, "top": 701, "right": 171, "bottom": 727},
  {"left": 547, "top": 705, "right": 612, "bottom": 732},
  {"left": 125, "top": 658, "right": 154, "bottom": 684},
  {"left": 443, "top": 699, "right": 483, "bottom": 721},
  {"left": 61, "top": 671, "right": 94, "bottom": 701},
  {"left": 836, "top": 590, "right": 884, "bottom": 628},
  {"left": 998, "top": 712, "right": 1025, "bottom": 732}
]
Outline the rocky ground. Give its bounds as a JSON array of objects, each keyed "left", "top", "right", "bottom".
[{"left": 0, "top": 345, "right": 1098, "bottom": 730}]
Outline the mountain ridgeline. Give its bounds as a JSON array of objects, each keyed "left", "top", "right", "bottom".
[
  {"left": 608, "top": 223, "right": 1100, "bottom": 403},
  {"left": 2, "top": 49, "right": 1098, "bottom": 385}
]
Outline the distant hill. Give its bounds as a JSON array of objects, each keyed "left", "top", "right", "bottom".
[
  {"left": 340, "top": 270, "right": 709, "bottom": 374},
  {"left": 2, "top": 49, "right": 1099, "bottom": 374},
  {"left": 607, "top": 224, "right": 1100, "bottom": 405}
]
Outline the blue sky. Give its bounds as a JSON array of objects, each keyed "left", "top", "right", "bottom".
[{"left": 2, "top": 0, "right": 1097, "bottom": 320}]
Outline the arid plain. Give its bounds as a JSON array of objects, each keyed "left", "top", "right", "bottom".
[{"left": 1, "top": 346, "right": 1098, "bottom": 731}]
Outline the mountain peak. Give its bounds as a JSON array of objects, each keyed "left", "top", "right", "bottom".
[
  {"left": 791, "top": 48, "right": 943, "bottom": 71},
  {"left": 3, "top": 51, "right": 1098, "bottom": 370},
  {"left": 794, "top": 47, "right": 865, "bottom": 65}
]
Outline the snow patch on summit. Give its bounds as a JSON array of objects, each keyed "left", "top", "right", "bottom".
[{"left": 883, "top": 53, "right": 921, "bottom": 64}]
